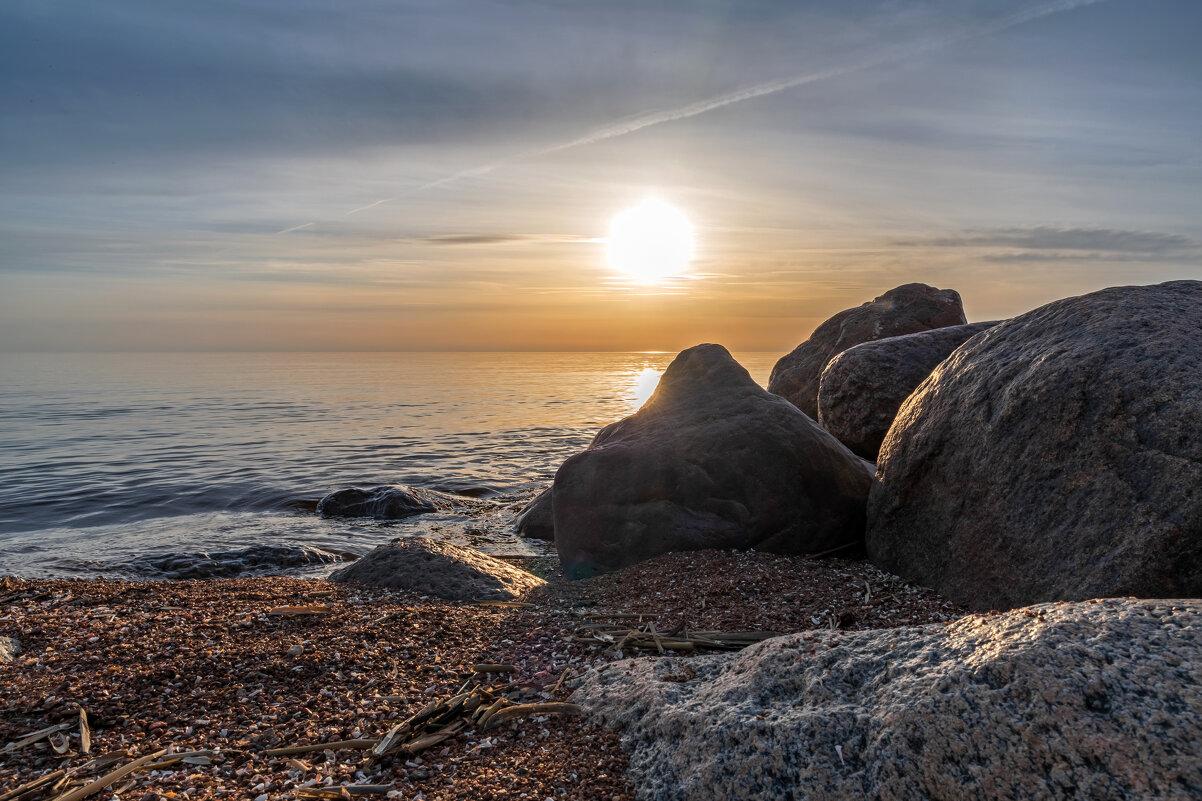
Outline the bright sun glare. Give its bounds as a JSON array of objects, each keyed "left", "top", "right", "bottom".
[{"left": 606, "top": 199, "right": 694, "bottom": 283}]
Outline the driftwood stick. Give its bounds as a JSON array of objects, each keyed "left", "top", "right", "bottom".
[
  {"left": 0, "top": 769, "right": 66, "bottom": 801},
  {"left": 475, "top": 698, "right": 508, "bottom": 728},
  {"left": 77, "top": 709, "right": 90, "bottom": 756},
  {"left": 551, "top": 667, "right": 573, "bottom": 693},
  {"left": 484, "top": 703, "right": 583, "bottom": 729},
  {"left": 4, "top": 723, "right": 71, "bottom": 752},
  {"left": 263, "top": 739, "right": 379, "bottom": 757},
  {"left": 297, "top": 786, "right": 393, "bottom": 798},
  {"left": 52, "top": 749, "right": 166, "bottom": 801}
]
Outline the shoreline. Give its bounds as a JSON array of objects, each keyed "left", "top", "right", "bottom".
[{"left": 0, "top": 550, "right": 964, "bottom": 799}]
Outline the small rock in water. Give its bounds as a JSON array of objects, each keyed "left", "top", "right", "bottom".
[
  {"left": 515, "top": 487, "right": 555, "bottom": 541},
  {"left": 316, "top": 484, "right": 494, "bottom": 520},
  {"left": 124, "top": 544, "right": 348, "bottom": 579}
]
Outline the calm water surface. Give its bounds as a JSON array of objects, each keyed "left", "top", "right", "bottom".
[{"left": 0, "top": 352, "right": 775, "bottom": 578}]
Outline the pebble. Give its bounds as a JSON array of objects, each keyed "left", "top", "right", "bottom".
[{"left": 0, "top": 551, "right": 956, "bottom": 800}]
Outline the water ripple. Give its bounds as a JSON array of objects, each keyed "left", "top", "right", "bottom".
[{"left": 0, "top": 352, "right": 775, "bottom": 577}]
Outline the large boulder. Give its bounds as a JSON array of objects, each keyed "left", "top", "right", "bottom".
[
  {"left": 867, "top": 281, "right": 1202, "bottom": 610},
  {"left": 768, "top": 283, "right": 966, "bottom": 419},
  {"left": 514, "top": 488, "right": 554, "bottom": 540},
  {"left": 817, "top": 321, "right": 998, "bottom": 460},
  {"left": 575, "top": 598, "right": 1202, "bottom": 801},
  {"left": 317, "top": 485, "right": 491, "bottom": 519},
  {"left": 329, "top": 537, "right": 544, "bottom": 601},
  {"left": 552, "top": 344, "right": 873, "bottom": 579}
]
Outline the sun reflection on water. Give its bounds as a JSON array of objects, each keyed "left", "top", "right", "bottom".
[{"left": 632, "top": 367, "right": 662, "bottom": 408}]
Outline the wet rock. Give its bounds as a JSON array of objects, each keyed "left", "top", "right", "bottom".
[
  {"left": 124, "top": 544, "right": 352, "bottom": 579},
  {"left": 0, "top": 636, "right": 20, "bottom": 663},
  {"left": 768, "top": 283, "right": 966, "bottom": 419},
  {"left": 817, "top": 321, "right": 998, "bottom": 460},
  {"left": 329, "top": 537, "right": 545, "bottom": 601},
  {"left": 515, "top": 488, "right": 554, "bottom": 541},
  {"left": 575, "top": 598, "right": 1202, "bottom": 801},
  {"left": 552, "top": 344, "right": 873, "bottom": 579},
  {"left": 867, "top": 280, "right": 1202, "bottom": 610},
  {"left": 316, "top": 485, "right": 491, "bottom": 519}
]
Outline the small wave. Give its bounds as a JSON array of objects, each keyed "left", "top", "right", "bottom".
[
  {"left": 426, "top": 482, "right": 501, "bottom": 499},
  {"left": 122, "top": 544, "right": 357, "bottom": 580},
  {"left": 281, "top": 497, "right": 321, "bottom": 514}
]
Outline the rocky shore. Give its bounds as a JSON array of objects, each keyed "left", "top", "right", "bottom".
[
  {"left": 0, "top": 551, "right": 959, "bottom": 800},
  {"left": 4, "top": 279, "right": 1200, "bottom": 799}
]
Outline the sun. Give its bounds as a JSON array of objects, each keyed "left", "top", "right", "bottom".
[{"left": 606, "top": 199, "right": 694, "bottom": 283}]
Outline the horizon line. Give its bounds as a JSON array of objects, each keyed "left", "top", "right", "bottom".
[{"left": 0, "top": 348, "right": 786, "bottom": 355}]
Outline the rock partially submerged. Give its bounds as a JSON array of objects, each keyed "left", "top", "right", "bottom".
[
  {"left": 124, "top": 544, "right": 352, "bottom": 579},
  {"left": 575, "top": 598, "right": 1202, "bottom": 801},
  {"left": 817, "top": 321, "right": 998, "bottom": 460},
  {"left": 316, "top": 485, "right": 492, "bottom": 520},
  {"left": 867, "top": 281, "right": 1202, "bottom": 609},
  {"left": 768, "top": 283, "right": 966, "bottom": 419},
  {"left": 329, "top": 537, "right": 544, "bottom": 601},
  {"left": 0, "top": 636, "right": 19, "bottom": 664},
  {"left": 515, "top": 488, "right": 554, "bottom": 541},
  {"left": 553, "top": 344, "right": 873, "bottom": 579}
]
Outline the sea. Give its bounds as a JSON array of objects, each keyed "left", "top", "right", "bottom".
[{"left": 0, "top": 352, "right": 777, "bottom": 580}]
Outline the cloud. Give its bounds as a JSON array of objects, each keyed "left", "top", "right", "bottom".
[
  {"left": 416, "top": 233, "right": 595, "bottom": 246},
  {"left": 420, "top": 234, "right": 534, "bottom": 246},
  {"left": 329, "top": 0, "right": 1112, "bottom": 222},
  {"left": 907, "top": 226, "right": 1197, "bottom": 255},
  {"left": 982, "top": 252, "right": 1162, "bottom": 263}
]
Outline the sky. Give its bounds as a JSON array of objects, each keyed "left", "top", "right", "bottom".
[{"left": 1, "top": 0, "right": 1199, "bottom": 352}]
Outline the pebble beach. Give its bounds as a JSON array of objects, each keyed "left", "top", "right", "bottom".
[{"left": 0, "top": 552, "right": 964, "bottom": 800}]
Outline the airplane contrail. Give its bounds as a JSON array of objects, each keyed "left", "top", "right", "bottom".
[{"left": 279, "top": 0, "right": 1109, "bottom": 233}]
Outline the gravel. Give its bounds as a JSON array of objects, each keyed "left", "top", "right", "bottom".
[
  {"left": 530, "top": 549, "right": 965, "bottom": 632},
  {"left": 0, "top": 575, "right": 627, "bottom": 800},
  {"left": 0, "top": 551, "right": 964, "bottom": 798}
]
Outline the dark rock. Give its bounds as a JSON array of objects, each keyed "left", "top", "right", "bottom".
[
  {"left": 817, "top": 321, "right": 999, "bottom": 460},
  {"left": 768, "top": 283, "right": 966, "bottom": 418},
  {"left": 575, "top": 598, "right": 1202, "bottom": 801},
  {"left": 552, "top": 344, "right": 873, "bottom": 579},
  {"left": 329, "top": 537, "right": 545, "bottom": 600},
  {"left": 515, "top": 488, "right": 554, "bottom": 540},
  {"left": 867, "top": 280, "right": 1202, "bottom": 610},
  {"left": 125, "top": 545, "right": 352, "bottom": 579},
  {"left": 316, "top": 485, "right": 488, "bottom": 519}
]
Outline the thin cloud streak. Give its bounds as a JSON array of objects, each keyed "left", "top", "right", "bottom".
[
  {"left": 905, "top": 226, "right": 1196, "bottom": 254},
  {"left": 277, "top": 0, "right": 1111, "bottom": 234}
]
